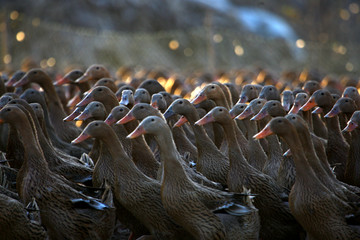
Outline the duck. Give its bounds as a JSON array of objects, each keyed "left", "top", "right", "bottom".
[
  {"left": 238, "top": 84, "right": 262, "bottom": 103},
  {"left": 115, "top": 84, "right": 135, "bottom": 102},
  {"left": 73, "top": 120, "right": 191, "bottom": 239},
  {"left": 281, "top": 90, "right": 294, "bottom": 112},
  {"left": 105, "top": 105, "right": 159, "bottom": 179},
  {"left": 137, "top": 79, "right": 166, "bottom": 96},
  {"left": 343, "top": 86, "right": 360, "bottom": 109},
  {"left": 255, "top": 117, "right": 360, "bottom": 239},
  {"left": 192, "top": 83, "right": 231, "bottom": 109},
  {"left": 119, "top": 89, "right": 135, "bottom": 109},
  {"left": 251, "top": 100, "right": 285, "bottom": 180},
  {"left": 0, "top": 105, "right": 115, "bottom": 240},
  {"left": 5, "top": 70, "right": 31, "bottom": 95},
  {"left": 12, "top": 69, "right": 83, "bottom": 144},
  {"left": 19, "top": 88, "right": 86, "bottom": 158},
  {"left": 134, "top": 88, "right": 151, "bottom": 104},
  {"left": 301, "top": 89, "right": 349, "bottom": 181},
  {"left": 164, "top": 99, "right": 230, "bottom": 186},
  {"left": 119, "top": 103, "right": 222, "bottom": 190},
  {"left": 128, "top": 116, "right": 259, "bottom": 240},
  {"left": 303, "top": 80, "right": 328, "bottom": 139},
  {"left": 75, "top": 64, "right": 111, "bottom": 86},
  {"left": 76, "top": 86, "right": 132, "bottom": 162},
  {"left": 258, "top": 85, "right": 281, "bottom": 101},
  {"left": 236, "top": 98, "right": 268, "bottom": 171},
  {"left": 224, "top": 82, "right": 240, "bottom": 105},
  {"left": 198, "top": 107, "right": 303, "bottom": 240},
  {"left": 285, "top": 113, "right": 360, "bottom": 202},
  {"left": 7, "top": 99, "right": 93, "bottom": 185},
  {"left": 86, "top": 78, "right": 117, "bottom": 94},
  {"left": 0, "top": 194, "right": 47, "bottom": 239}
]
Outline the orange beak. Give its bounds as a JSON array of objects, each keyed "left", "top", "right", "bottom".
[
  {"left": 75, "top": 74, "right": 91, "bottom": 83},
  {"left": 104, "top": 114, "right": 116, "bottom": 125},
  {"left": 117, "top": 112, "right": 135, "bottom": 124},
  {"left": 251, "top": 108, "right": 268, "bottom": 121},
  {"left": 253, "top": 124, "right": 274, "bottom": 139},
  {"left": 54, "top": 77, "right": 70, "bottom": 86},
  {"left": 13, "top": 75, "right": 29, "bottom": 87},
  {"left": 74, "top": 111, "right": 91, "bottom": 121},
  {"left": 173, "top": 116, "right": 188, "bottom": 127},
  {"left": 151, "top": 101, "right": 158, "bottom": 109},
  {"left": 191, "top": 93, "right": 207, "bottom": 105},
  {"left": 127, "top": 125, "right": 146, "bottom": 139},
  {"left": 63, "top": 107, "right": 81, "bottom": 122},
  {"left": 76, "top": 95, "right": 93, "bottom": 107},
  {"left": 195, "top": 114, "right": 214, "bottom": 126},
  {"left": 236, "top": 106, "right": 253, "bottom": 120},
  {"left": 300, "top": 96, "right": 317, "bottom": 111},
  {"left": 72, "top": 133, "right": 91, "bottom": 144},
  {"left": 324, "top": 106, "right": 340, "bottom": 118}
]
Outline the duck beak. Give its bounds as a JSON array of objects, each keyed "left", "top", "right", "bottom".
[
  {"left": 104, "top": 114, "right": 116, "bottom": 125},
  {"left": 120, "top": 96, "right": 129, "bottom": 106},
  {"left": 75, "top": 74, "right": 90, "bottom": 83},
  {"left": 67, "top": 94, "right": 81, "bottom": 108},
  {"left": 74, "top": 111, "right": 91, "bottom": 121},
  {"left": 151, "top": 101, "right": 158, "bottom": 110},
  {"left": 324, "top": 106, "right": 340, "bottom": 118},
  {"left": 236, "top": 106, "right": 253, "bottom": 120},
  {"left": 300, "top": 96, "right": 317, "bottom": 111},
  {"left": 238, "top": 95, "right": 248, "bottom": 103},
  {"left": 76, "top": 95, "right": 93, "bottom": 107},
  {"left": 72, "top": 133, "right": 91, "bottom": 144},
  {"left": 174, "top": 116, "right": 188, "bottom": 127},
  {"left": 54, "top": 77, "right": 70, "bottom": 86},
  {"left": 127, "top": 125, "right": 146, "bottom": 139},
  {"left": 282, "top": 101, "right": 291, "bottom": 112},
  {"left": 117, "top": 112, "right": 135, "bottom": 124},
  {"left": 283, "top": 149, "right": 292, "bottom": 157},
  {"left": 64, "top": 108, "right": 81, "bottom": 122},
  {"left": 251, "top": 108, "right": 267, "bottom": 121},
  {"left": 343, "top": 121, "right": 358, "bottom": 132},
  {"left": 312, "top": 107, "right": 323, "bottom": 114},
  {"left": 13, "top": 75, "right": 29, "bottom": 87},
  {"left": 191, "top": 93, "right": 207, "bottom": 105},
  {"left": 253, "top": 124, "right": 273, "bottom": 139},
  {"left": 195, "top": 114, "right": 214, "bottom": 126},
  {"left": 163, "top": 107, "right": 175, "bottom": 119},
  {"left": 5, "top": 76, "right": 18, "bottom": 87},
  {"left": 289, "top": 102, "right": 300, "bottom": 114}
]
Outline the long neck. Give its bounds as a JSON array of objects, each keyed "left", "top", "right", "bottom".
[
  {"left": 213, "top": 95, "right": 229, "bottom": 109},
  {"left": 13, "top": 116, "right": 49, "bottom": 172},
  {"left": 281, "top": 130, "right": 319, "bottom": 183},
  {"left": 221, "top": 118, "right": 249, "bottom": 169},
  {"left": 101, "top": 127, "right": 144, "bottom": 177},
  {"left": 186, "top": 109, "right": 218, "bottom": 154},
  {"left": 155, "top": 128, "right": 189, "bottom": 183},
  {"left": 36, "top": 77, "right": 65, "bottom": 114}
]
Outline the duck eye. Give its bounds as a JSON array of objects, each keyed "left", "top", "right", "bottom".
[
  {"left": 179, "top": 101, "right": 183, "bottom": 104},
  {"left": 96, "top": 67, "right": 100, "bottom": 70},
  {"left": 142, "top": 92, "right": 145, "bottom": 94},
  {"left": 95, "top": 104, "right": 99, "bottom": 107},
  {"left": 151, "top": 118, "right": 154, "bottom": 122},
  {"left": 33, "top": 71, "right": 38, "bottom": 74},
  {"left": 257, "top": 101, "right": 261, "bottom": 104},
  {"left": 272, "top": 103, "right": 276, "bottom": 106},
  {"left": 219, "top": 109, "right": 223, "bottom": 112},
  {"left": 140, "top": 106, "right": 144, "bottom": 109},
  {"left": 292, "top": 116, "right": 296, "bottom": 119},
  {"left": 98, "top": 88, "right": 102, "bottom": 92},
  {"left": 321, "top": 92, "right": 324, "bottom": 95},
  {"left": 104, "top": 80, "right": 107, "bottom": 83},
  {"left": 250, "top": 87, "right": 253, "bottom": 90},
  {"left": 95, "top": 123, "right": 99, "bottom": 126},
  {"left": 345, "top": 100, "right": 349, "bottom": 102},
  {"left": 119, "top": 108, "right": 123, "bottom": 112},
  {"left": 269, "top": 88, "right": 272, "bottom": 91},
  {"left": 353, "top": 89, "right": 356, "bottom": 92},
  {"left": 278, "top": 119, "right": 282, "bottom": 123},
  {"left": 6, "top": 108, "right": 10, "bottom": 111}
]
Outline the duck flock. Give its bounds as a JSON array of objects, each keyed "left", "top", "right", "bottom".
[{"left": 1, "top": 64, "right": 360, "bottom": 240}]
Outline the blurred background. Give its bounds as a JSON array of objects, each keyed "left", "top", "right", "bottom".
[{"left": 0, "top": 0, "right": 359, "bottom": 79}]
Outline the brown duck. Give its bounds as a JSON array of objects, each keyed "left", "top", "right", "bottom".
[
  {"left": 128, "top": 116, "right": 259, "bottom": 240},
  {"left": 198, "top": 107, "right": 302, "bottom": 240},
  {"left": 255, "top": 117, "right": 360, "bottom": 239},
  {"left": 73, "top": 120, "right": 191, "bottom": 239},
  {"left": 0, "top": 105, "right": 115, "bottom": 240}
]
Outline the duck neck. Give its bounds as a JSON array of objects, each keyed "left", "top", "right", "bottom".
[
  {"left": 36, "top": 77, "right": 66, "bottom": 115},
  {"left": 213, "top": 96, "right": 229, "bottom": 109},
  {"left": 221, "top": 118, "right": 248, "bottom": 168},
  {"left": 155, "top": 128, "right": 188, "bottom": 183},
  {"left": 282, "top": 130, "right": 318, "bottom": 184},
  {"left": 186, "top": 109, "right": 218, "bottom": 154},
  {"left": 13, "top": 116, "right": 49, "bottom": 173}
]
